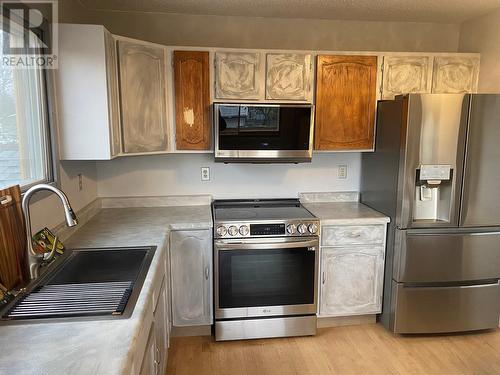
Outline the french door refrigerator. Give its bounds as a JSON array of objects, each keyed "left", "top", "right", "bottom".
[{"left": 361, "top": 94, "right": 500, "bottom": 334}]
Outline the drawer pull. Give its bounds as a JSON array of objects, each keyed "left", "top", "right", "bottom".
[{"left": 0, "top": 195, "right": 12, "bottom": 205}]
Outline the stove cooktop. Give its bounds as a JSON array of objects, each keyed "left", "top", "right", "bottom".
[
  {"left": 213, "top": 199, "right": 315, "bottom": 221},
  {"left": 212, "top": 199, "right": 319, "bottom": 238}
]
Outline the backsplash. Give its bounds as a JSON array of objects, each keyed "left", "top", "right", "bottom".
[
  {"left": 299, "top": 192, "right": 360, "bottom": 203},
  {"left": 96, "top": 153, "right": 361, "bottom": 199}
]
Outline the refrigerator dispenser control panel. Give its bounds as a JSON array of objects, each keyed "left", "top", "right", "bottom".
[{"left": 419, "top": 165, "right": 451, "bottom": 181}]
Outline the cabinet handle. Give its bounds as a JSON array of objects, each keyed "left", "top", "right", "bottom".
[
  {"left": 156, "top": 347, "right": 161, "bottom": 364},
  {"left": 322, "top": 271, "right": 325, "bottom": 285},
  {"left": 205, "top": 266, "right": 210, "bottom": 280}
]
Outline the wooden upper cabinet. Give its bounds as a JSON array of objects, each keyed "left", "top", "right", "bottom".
[
  {"left": 117, "top": 40, "right": 168, "bottom": 154},
  {"left": 382, "top": 56, "right": 432, "bottom": 99},
  {"left": 432, "top": 56, "right": 480, "bottom": 94},
  {"left": 215, "top": 52, "right": 261, "bottom": 100},
  {"left": 266, "top": 53, "right": 312, "bottom": 100},
  {"left": 315, "top": 55, "right": 378, "bottom": 151},
  {"left": 173, "top": 51, "right": 211, "bottom": 150}
]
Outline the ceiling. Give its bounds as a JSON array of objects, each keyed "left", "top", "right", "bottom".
[{"left": 77, "top": 0, "right": 500, "bottom": 23}]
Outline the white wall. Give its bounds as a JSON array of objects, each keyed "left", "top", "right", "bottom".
[
  {"left": 96, "top": 153, "right": 360, "bottom": 199},
  {"left": 29, "top": 161, "right": 97, "bottom": 232},
  {"left": 60, "top": 1, "right": 460, "bottom": 52},
  {"left": 459, "top": 8, "right": 500, "bottom": 92}
]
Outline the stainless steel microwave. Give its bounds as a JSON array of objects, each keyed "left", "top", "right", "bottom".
[{"left": 214, "top": 103, "right": 315, "bottom": 163}]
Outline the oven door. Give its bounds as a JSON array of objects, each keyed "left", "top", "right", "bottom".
[{"left": 214, "top": 237, "right": 319, "bottom": 319}]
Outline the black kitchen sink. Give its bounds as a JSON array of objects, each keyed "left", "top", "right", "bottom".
[
  {"left": 47, "top": 248, "right": 150, "bottom": 284},
  {"left": 0, "top": 246, "right": 156, "bottom": 323}
]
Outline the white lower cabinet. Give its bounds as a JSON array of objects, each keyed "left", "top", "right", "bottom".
[
  {"left": 139, "top": 323, "right": 156, "bottom": 375},
  {"left": 134, "top": 248, "right": 169, "bottom": 375},
  {"left": 318, "top": 223, "right": 387, "bottom": 318},
  {"left": 154, "top": 279, "right": 168, "bottom": 375},
  {"left": 138, "top": 278, "right": 169, "bottom": 375},
  {"left": 320, "top": 246, "right": 385, "bottom": 316},
  {"left": 170, "top": 230, "right": 213, "bottom": 327}
]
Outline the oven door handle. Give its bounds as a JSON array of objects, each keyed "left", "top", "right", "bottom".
[{"left": 215, "top": 239, "right": 318, "bottom": 251}]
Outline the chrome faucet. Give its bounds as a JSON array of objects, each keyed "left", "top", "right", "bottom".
[{"left": 22, "top": 184, "right": 78, "bottom": 279}]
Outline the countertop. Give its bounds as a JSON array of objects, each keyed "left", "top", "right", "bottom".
[
  {"left": 303, "top": 202, "right": 390, "bottom": 225},
  {"left": 0, "top": 205, "right": 212, "bottom": 375}
]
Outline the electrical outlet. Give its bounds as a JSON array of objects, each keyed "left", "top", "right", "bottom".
[
  {"left": 78, "top": 173, "right": 83, "bottom": 191},
  {"left": 338, "top": 165, "right": 347, "bottom": 179},
  {"left": 201, "top": 167, "right": 210, "bottom": 181}
]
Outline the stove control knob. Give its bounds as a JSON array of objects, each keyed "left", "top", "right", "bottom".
[
  {"left": 228, "top": 225, "right": 239, "bottom": 236},
  {"left": 239, "top": 225, "right": 250, "bottom": 236},
  {"left": 297, "top": 223, "right": 307, "bottom": 234},
  {"left": 216, "top": 225, "right": 227, "bottom": 237},
  {"left": 287, "top": 224, "right": 297, "bottom": 234},
  {"left": 308, "top": 223, "right": 318, "bottom": 234}
]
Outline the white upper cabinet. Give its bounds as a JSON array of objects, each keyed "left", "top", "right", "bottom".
[
  {"left": 381, "top": 56, "right": 432, "bottom": 99},
  {"left": 266, "top": 53, "right": 312, "bottom": 100},
  {"left": 57, "top": 24, "right": 121, "bottom": 160},
  {"left": 105, "top": 33, "right": 122, "bottom": 157},
  {"left": 215, "top": 52, "right": 262, "bottom": 100},
  {"left": 117, "top": 40, "right": 169, "bottom": 154},
  {"left": 431, "top": 56, "right": 480, "bottom": 94}
]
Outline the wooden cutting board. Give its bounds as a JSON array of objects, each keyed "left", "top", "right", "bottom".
[{"left": 0, "top": 185, "right": 29, "bottom": 290}]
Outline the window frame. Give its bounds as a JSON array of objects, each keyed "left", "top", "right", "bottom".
[{"left": 0, "top": 12, "right": 57, "bottom": 192}]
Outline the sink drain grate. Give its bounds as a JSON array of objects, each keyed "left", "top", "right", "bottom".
[{"left": 4, "top": 281, "right": 133, "bottom": 319}]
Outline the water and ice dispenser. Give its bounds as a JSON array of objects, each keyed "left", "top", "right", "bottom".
[{"left": 414, "top": 164, "right": 453, "bottom": 223}]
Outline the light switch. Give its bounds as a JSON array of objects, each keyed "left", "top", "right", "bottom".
[
  {"left": 201, "top": 167, "right": 210, "bottom": 181},
  {"left": 338, "top": 165, "right": 347, "bottom": 179}
]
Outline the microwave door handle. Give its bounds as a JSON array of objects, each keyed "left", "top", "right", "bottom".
[{"left": 215, "top": 240, "right": 318, "bottom": 251}]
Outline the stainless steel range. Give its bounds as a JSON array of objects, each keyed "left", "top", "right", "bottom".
[{"left": 213, "top": 199, "right": 319, "bottom": 341}]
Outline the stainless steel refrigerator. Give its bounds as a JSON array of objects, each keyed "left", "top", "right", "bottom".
[{"left": 361, "top": 94, "right": 500, "bottom": 334}]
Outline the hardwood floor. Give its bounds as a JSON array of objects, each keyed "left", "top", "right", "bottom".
[{"left": 166, "top": 323, "right": 500, "bottom": 375}]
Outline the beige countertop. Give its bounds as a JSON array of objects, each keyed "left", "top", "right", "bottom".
[
  {"left": 303, "top": 202, "right": 390, "bottom": 225},
  {"left": 0, "top": 205, "right": 212, "bottom": 375}
]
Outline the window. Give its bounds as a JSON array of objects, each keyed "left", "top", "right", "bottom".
[{"left": 0, "top": 27, "right": 53, "bottom": 191}]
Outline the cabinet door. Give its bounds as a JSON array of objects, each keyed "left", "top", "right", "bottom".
[
  {"left": 382, "top": 56, "right": 432, "bottom": 99},
  {"left": 266, "top": 53, "right": 312, "bottom": 100},
  {"left": 320, "top": 246, "right": 384, "bottom": 317},
  {"left": 315, "top": 55, "right": 378, "bottom": 151},
  {"left": 57, "top": 24, "right": 116, "bottom": 160},
  {"left": 173, "top": 51, "right": 211, "bottom": 150},
  {"left": 139, "top": 323, "right": 156, "bottom": 375},
  {"left": 215, "top": 52, "right": 261, "bottom": 100},
  {"left": 118, "top": 40, "right": 168, "bottom": 153},
  {"left": 105, "top": 32, "right": 121, "bottom": 156},
  {"left": 170, "top": 230, "right": 213, "bottom": 326},
  {"left": 154, "top": 279, "right": 167, "bottom": 375},
  {"left": 431, "top": 56, "right": 480, "bottom": 94}
]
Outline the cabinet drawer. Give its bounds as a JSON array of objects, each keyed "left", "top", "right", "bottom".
[{"left": 321, "top": 225, "right": 385, "bottom": 246}]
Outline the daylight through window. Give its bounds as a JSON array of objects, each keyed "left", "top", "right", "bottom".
[{"left": 0, "top": 28, "right": 53, "bottom": 190}]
